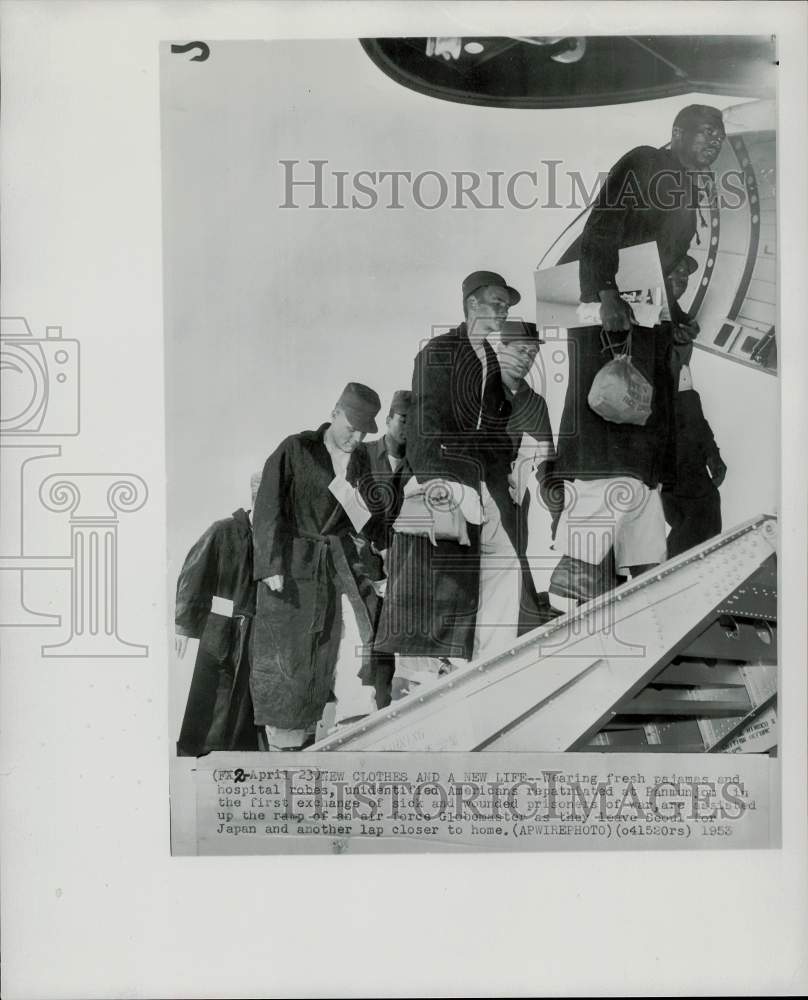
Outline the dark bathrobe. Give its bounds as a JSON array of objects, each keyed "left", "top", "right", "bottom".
[
  {"left": 251, "top": 425, "right": 384, "bottom": 730},
  {"left": 175, "top": 508, "right": 258, "bottom": 755}
]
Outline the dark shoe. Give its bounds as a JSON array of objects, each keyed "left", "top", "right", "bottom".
[{"left": 549, "top": 555, "right": 616, "bottom": 602}]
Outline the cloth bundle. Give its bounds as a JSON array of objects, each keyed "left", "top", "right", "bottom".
[
  {"left": 587, "top": 329, "right": 653, "bottom": 426},
  {"left": 392, "top": 484, "right": 471, "bottom": 547}
]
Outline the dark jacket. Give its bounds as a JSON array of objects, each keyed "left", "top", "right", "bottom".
[
  {"left": 503, "top": 380, "right": 555, "bottom": 467},
  {"left": 406, "top": 324, "right": 513, "bottom": 491},
  {"left": 359, "top": 436, "right": 411, "bottom": 706},
  {"left": 668, "top": 388, "right": 722, "bottom": 498},
  {"left": 549, "top": 148, "right": 697, "bottom": 487},
  {"left": 662, "top": 388, "right": 723, "bottom": 556},
  {"left": 365, "top": 435, "right": 411, "bottom": 547},
  {"left": 175, "top": 508, "right": 258, "bottom": 755},
  {"left": 565, "top": 145, "right": 705, "bottom": 302},
  {"left": 251, "top": 426, "right": 384, "bottom": 729}
]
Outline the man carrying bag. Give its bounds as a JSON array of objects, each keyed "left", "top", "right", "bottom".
[{"left": 548, "top": 106, "right": 725, "bottom": 600}]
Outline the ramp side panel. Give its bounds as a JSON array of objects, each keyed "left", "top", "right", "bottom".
[{"left": 312, "top": 517, "right": 776, "bottom": 753}]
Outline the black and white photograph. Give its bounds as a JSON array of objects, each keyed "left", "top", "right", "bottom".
[
  {"left": 2, "top": 2, "right": 807, "bottom": 997},
  {"left": 164, "top": 33, "right": 781, "bottom": 854}
]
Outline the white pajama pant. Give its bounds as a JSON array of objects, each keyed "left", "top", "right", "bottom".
[
  {"left": 473, "top": 482, "right": 522, "bottom": 661},
  {"left": 555, "top": 476, "right": 667, "bottom": 574}
]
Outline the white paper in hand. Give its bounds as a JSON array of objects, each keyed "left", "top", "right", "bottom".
[
  {"left": 453, "top": 482, "right": 482, "bottom": 526},
  {"left": 329, "top": 476, "right": 370, "bottom": 532},
  {"left": 511, "top": 455, "right": 533, "bottom": 506},
  {"left": 512, "top": 435, "right": 555, "bottom": 505},
  {"left": 535, "top": 241, "right": 666, "bottom": 329}
]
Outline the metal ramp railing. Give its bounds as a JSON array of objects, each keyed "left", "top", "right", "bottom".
[{"left": 310, "top": 515, "right": 777, "bottom": 753}]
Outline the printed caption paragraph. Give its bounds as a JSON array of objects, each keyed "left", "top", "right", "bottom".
[{"left": 183, "top": 752, "right": 777, "bottom": 854}]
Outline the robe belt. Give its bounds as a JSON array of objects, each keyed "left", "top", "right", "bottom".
[{"left": 298, "top": 531, "right": 374, "bottom": 643}]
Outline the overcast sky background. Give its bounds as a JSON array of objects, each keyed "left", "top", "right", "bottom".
[{"left": 162, "top": 39, "right": 778, "bottom": 598}]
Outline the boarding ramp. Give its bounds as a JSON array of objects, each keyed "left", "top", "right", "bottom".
[{"left": 311, "top": 515, "right": 777, "bottom": 753}]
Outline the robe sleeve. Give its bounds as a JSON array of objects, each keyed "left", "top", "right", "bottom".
[
  {"left": 353, "top": 448, "right": 389, "bottom": 555},
  {"left": 525, "top": 394, "right": 556, "bottom": 462},
  {"left": 692, "top": 394, "right": 722, "bottom": 464},
  {"left": 175, "top": 522, "right": 220, "bottom": 638},
  {"left": 509, "top": 391, "right": 556, "bottom": 474},
  {"left": 252, "top": 438, "right": 294, "bottom": 581},
  {"left": 409, "top": 338, "right": 483, "bottom": 487},
  {"left": 530, "top": 398, "right": 562, "bottom": 518},
  {"left": 411, "top": 341, "right": 452, "bottom": 484}
]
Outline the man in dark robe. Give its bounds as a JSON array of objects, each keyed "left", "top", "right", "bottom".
[
  {"left": 663, "top": 356, "right": 726, "bottom": 556},
  {"left": 365, "top": 389, "right": 412, "bottom": 707},
  {"left": 174, "top": 474, "right": 262, "bottom": 756},
  {"left": 251, "top": 383, "right": 386, "bottom": 750},
  {"left": 366, "top": 389, "right": 412, "bottom": 547},
  {"left": 661, "top": 255, "right": 727, "bottom": 556},
  {"left": 551, "top": 105, "right": 725, "bottom": 600},
  {"left": 375, "top": 270, "right": 522, "bottom": 675}
]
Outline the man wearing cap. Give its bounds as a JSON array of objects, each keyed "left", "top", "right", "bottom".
[
  {"left": 363, "top": 390, "right": 412, "bottom": 708},
  {"left": 494, "top": 319, "right": 562, "bottom": 631},
  {"left": 251, "top": 383, "right": 387, "bottom": 750},
  {"left": 174, "top": 472, "right": 262, "bottom": 755},
  {"left": 661, "top": 254, "right": 727, "bottom": 556},
  {"left": 367, "top": 390, "right": 413, "bottom": 548},
  {"left": 551, "top": 105, "right": 725, "bottom": 599},
  {"left": 568, "top": 104, "right": 726, "bottom": 333},
  {"left": 375, "top": 271, "right": 523, "bottom": 668}
]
